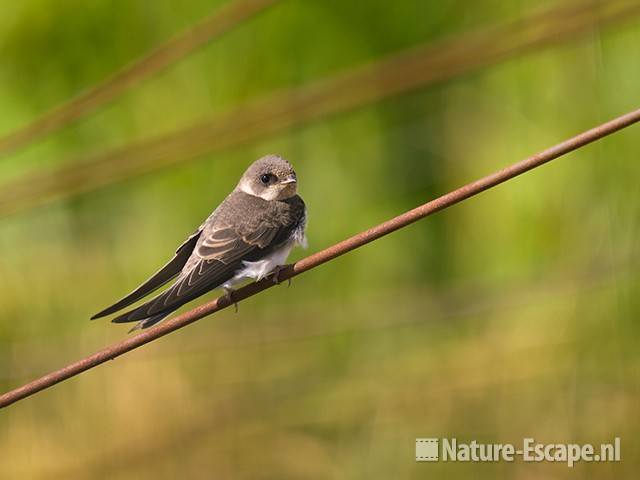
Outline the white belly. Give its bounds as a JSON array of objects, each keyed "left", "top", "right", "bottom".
[{"left": 222, "top": 241, "right": 294, "bottom": 289}]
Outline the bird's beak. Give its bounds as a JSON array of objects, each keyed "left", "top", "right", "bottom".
[{"left": 280, "top": 175, "right": 297, "bottom": 185}]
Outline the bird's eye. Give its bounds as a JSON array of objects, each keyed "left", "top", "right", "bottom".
[{"left": 260, "top": 174, "right": 272, "bottom": 185}]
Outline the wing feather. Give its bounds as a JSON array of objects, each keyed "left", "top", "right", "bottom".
[
  {"left": 110, "top": 225, "right": 284, "bottom": 323},
  {"left": 111, "top": 195, "right": 306, "bottom": 326},
  {"left": 91, "top": 229, "right": 202, "bottom": 319},
  {"left": 111, "top": 256, "right": 236, "bottom": 323}
]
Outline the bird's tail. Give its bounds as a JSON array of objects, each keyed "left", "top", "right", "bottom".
[{"left": 110, "top": 279, "right": 216, "bottom": 332}]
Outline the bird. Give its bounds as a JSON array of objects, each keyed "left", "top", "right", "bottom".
[{"left": 91, "top": 154, "right": 307, "bottom": 332}]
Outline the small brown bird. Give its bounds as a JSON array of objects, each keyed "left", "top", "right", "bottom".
[{"left": 91, "top": 155, "right": 307, "bottom": 331}]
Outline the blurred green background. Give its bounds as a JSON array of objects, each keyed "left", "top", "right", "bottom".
[{"left": 1, "top": 0, "right": 639, "bottom": 478}]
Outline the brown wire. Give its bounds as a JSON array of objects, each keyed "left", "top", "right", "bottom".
[{"left": 1, "top": 106, "right": 638, "bottom": 409}]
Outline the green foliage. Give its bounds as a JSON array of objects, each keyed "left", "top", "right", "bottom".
[{"left": 0, "top": 0, "right": 639, "bottom": 477}]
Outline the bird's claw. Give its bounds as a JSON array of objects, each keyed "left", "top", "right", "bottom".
[
  {"left": 271, "top": 265, "right": 291, "bottom": 287},
  {"left": 223, "top": 286, "right": 238, "bottom": 313}
]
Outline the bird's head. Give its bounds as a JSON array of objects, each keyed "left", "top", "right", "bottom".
[{"left": 238, "top": 154, "right": 298, "bottom": 201}]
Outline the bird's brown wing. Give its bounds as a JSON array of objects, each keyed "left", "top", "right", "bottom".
[
  {"left": 111, "top": 221, "right": 291, "bottom": 324},
  {"left": 91, "top": 228, "right": 203, "bottom": 319}
]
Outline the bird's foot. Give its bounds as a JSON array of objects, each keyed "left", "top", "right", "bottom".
[
  {"left": 222, "top": 286, "right": 239, "bottom": 313},
  {"left": 271, "top": 264, "right": 291, "bottom": 287}
]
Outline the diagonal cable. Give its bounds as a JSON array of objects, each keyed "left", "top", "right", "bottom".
[
  {"left": 0, "top": 106, "right": 638, "bottom": 409},
  {"left": 0, "top": 0, "right": 280, "bottom": 158}
]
